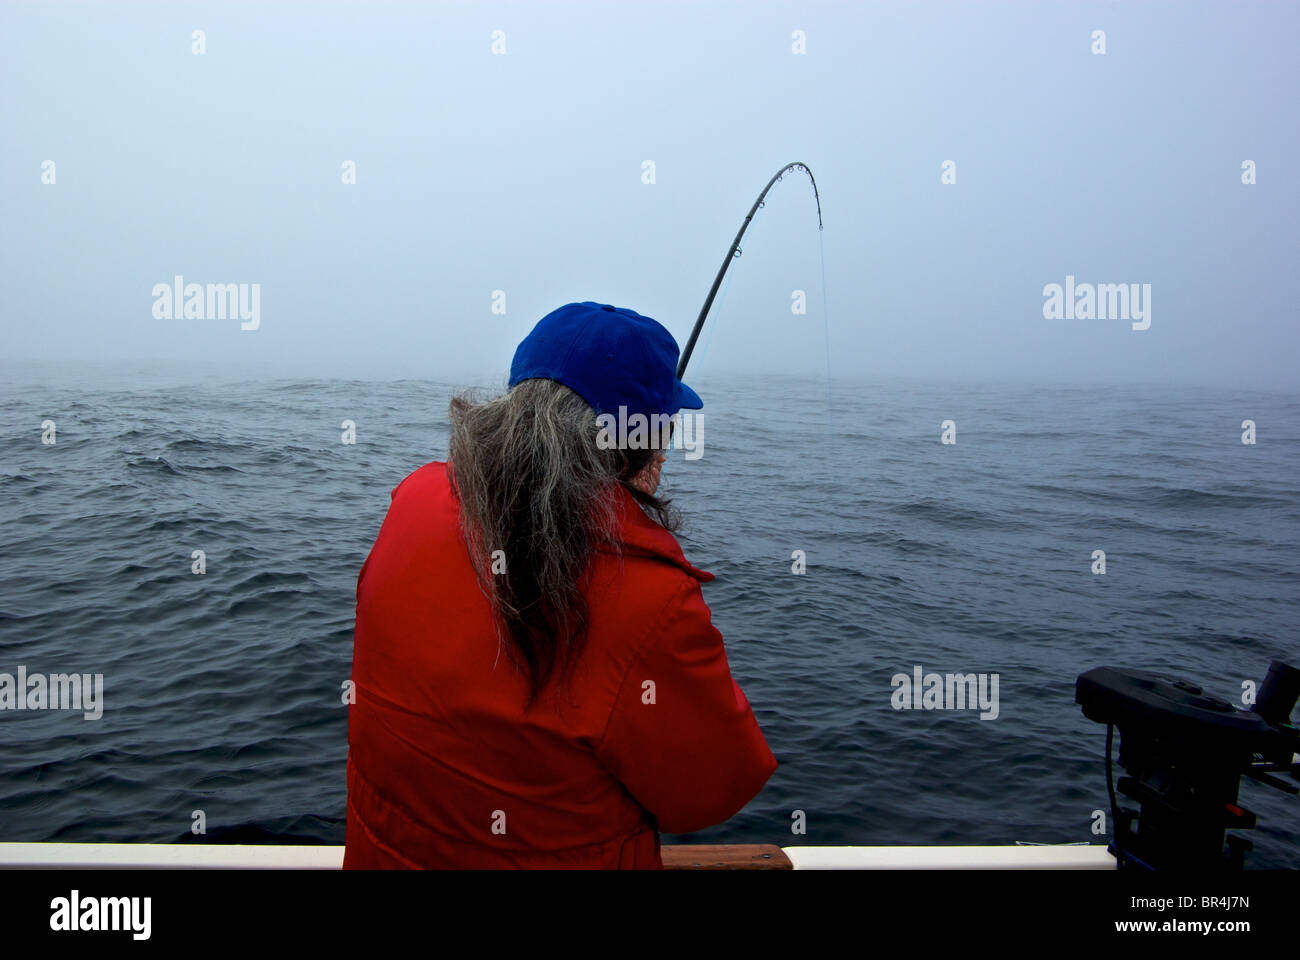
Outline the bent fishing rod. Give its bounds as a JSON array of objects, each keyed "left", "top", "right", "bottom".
[{"left": 676, "top": 161, "right": 824, "bottom": 380}]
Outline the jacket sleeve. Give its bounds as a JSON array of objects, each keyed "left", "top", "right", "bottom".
[{"left": 594, "top": 576, "right": 778, "bottom": 834}]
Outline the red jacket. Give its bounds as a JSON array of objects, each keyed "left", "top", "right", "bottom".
[{"left": 343, "top": 461, "right": 777, "bottom": 868}]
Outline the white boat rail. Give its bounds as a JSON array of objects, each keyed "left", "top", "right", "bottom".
[{"left": 0, "top": 842, "right": 1116, "bottom": 869}]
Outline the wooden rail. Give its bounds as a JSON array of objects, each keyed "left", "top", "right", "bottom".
[{"left": 662, "top": 844, "right": 791, "bottom": 869}]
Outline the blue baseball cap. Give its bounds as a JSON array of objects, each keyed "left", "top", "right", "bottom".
[{"left": 509, "top": 301, "right": 703, "bottom": 418}]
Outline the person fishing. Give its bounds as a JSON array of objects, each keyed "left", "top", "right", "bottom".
[{"left": 343, "top": 301, "right": 778, "bottom": 868}]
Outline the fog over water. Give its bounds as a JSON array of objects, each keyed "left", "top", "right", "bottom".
[{"left": 2, "top": 1, "right": 1296, "bottom": 389}]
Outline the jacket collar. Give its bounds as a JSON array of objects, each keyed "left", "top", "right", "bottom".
[{"left": 607, "top": 484, "right": 714, "bottom": 583}]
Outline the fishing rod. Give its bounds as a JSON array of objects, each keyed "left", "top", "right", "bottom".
[{"left": 676, "top": 161, "right": 824, "bottom": 380}]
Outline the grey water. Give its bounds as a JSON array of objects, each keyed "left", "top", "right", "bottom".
[{"left": 1, "top": 367, "right": 1297, "bottom": 866}]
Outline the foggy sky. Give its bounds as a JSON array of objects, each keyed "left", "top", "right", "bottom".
[{"left": 2, "top": 0, "right": 1296, "bottom": 391}]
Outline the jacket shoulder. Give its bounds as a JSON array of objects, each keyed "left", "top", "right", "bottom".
[
  {"left": 392, "top": 460, "right": 449, "bottom": 500},
  {"left": 605, "top": 487, "right": 714, "bottom": 583}
]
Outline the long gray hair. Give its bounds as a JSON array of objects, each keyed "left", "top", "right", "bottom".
[{"left": 447, "top": 378, "right": 678, "bottom": 709}]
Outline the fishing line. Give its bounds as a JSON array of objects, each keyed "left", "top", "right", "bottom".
[
  {"left": 815, "top": 206, "right": 840, "bottom": 569},
  {"left": 818, "top": 223, "right": 833, "bottom": 419},
  {"left": 675, "top": 161, "right": 839, "bottom": 574}
]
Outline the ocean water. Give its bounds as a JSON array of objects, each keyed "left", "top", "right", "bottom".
[{"left": 1, "top": 367, "right": 1297, "bottom": 866}]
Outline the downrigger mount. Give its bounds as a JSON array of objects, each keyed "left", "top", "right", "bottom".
[{"left": 1076, "top": 659, "right": 1300, "bottom": 870}]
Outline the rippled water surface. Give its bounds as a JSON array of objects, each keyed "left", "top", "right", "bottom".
[{"left": 2, "top": 368, "right": 1297, "bottom": 865}]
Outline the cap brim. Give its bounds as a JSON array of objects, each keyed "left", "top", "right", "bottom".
[{"left": 675, "top": 380, "right": 703, "bottom": 411}]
